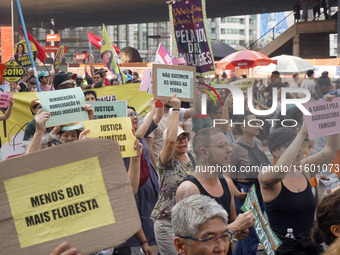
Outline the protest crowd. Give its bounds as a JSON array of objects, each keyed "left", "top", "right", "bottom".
[{"left": 2, "top": 1, "right": 340, "bottom": 255}]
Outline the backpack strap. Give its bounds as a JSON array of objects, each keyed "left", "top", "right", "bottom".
[{"left": 187, "top": 152, "right": 196, "bottom": 169}]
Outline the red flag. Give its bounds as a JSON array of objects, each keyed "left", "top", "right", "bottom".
[
  {"left": 87, "top": 31, "right": 119, "bottom": 54},
  {"left": 20, "top": 27, "right": 46, "bottom": 64}
]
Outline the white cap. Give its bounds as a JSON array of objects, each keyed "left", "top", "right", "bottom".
[{"left": 163, "top": 126, "right": 190, "bottom": 143}]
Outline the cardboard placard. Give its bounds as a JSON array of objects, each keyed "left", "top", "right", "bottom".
[
  {"left": 0, "top": 138, "right": 140, "bottom": 254},
  {"left": 3, "top": 61, "right": 25, "bottom": 82},
  {"left": 83, "top": 117, "right": 137, "bottom": 158},
  {"left": 14, "top": 40, "right": 37, "bottom": 67},
  {"left": 38, "top": 87, "right": 88, "bottom": 127},
  {"left": 303, "top": 98, "right": 340, "bottom": 138},
  {"left": 152, "top": 64, "right": 196, "bottom": 102},
  {"left": 89, "top": 100, "right": 127, "bottom": 119},
  {"left": 241, "top": 184, "right": 282, "bottom": 254},
  {"left": 227, "top": 78, "right": 255, "bottom": 97},
  {"left": 0, "top": 92, "right": 13, "bottom": 107}
]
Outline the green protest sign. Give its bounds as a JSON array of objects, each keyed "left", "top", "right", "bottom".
[
  {"left": 89, "top": 100, "right": 127, "bottom": 120},
  {"left": 38, "top": 87, "right": 88, "bottom": 127},
  {"left": 241, "top": 184, "right": 282, "bottom": 254},
  {"left": 152, "top": 64, "right": 196, "bottom": 102},
  {"left": 3, "top": 61, "right": 24, "bottom": 82}
]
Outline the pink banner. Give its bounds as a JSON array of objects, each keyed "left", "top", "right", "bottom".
[
  {"left": 0, "top": 92, "right": 13, "bottom": 108},
  {"left": 303, "top": 98, "right": 340, "bottom": 138}
]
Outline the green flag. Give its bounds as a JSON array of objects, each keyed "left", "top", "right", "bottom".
[{"left": 241, "top": 184, "right": 282, "bottom": 254}]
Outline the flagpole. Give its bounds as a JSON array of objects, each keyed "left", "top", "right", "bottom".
[
  {"left": 43, "top": 63, "right": 50, "bottom": 75},
  {"left": 89, "top": 41, "right": 92, "bottom": 56},
  {"left": 15, "top": 0, "right": 41, "bottom": 92}
]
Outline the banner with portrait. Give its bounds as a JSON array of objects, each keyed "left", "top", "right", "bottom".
[
  {"left": 14, "top": 40, "right": 37, "bottom": 67},
  {"left": 101, "top": 25, "right": 125, "bottom": 84}
]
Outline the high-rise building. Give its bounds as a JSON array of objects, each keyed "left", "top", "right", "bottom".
[{"left": 208, "top": 15, "right": 259, "bottom": 50}]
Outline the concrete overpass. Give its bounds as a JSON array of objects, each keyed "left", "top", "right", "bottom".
[
  {"left": 260, "top": 19, "right": 338, "bottom": 58},
  {"left": 0, "top": 0, "right": 298, "bottom": 28}
]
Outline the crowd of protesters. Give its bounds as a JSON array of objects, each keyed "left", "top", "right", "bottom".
[{"left": 1, "top": 64, "right": 340, "bottom": 255}]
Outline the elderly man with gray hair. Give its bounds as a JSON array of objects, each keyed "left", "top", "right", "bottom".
[{"left": 172, "top": 194, "right": 234, "bottom": 255}]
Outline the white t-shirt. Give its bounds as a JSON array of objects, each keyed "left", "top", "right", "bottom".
[{"left": 300, "top": 78, "right": 315, "bottom": 92}]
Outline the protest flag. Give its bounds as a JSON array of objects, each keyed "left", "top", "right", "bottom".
[
  {"left": 19, "top": 27, "right": 46, "bottom": 64},
  {"left": 101, "top": 25, "right": 126, "bottom": 84},
  {"left": 155, "top": 43, "right": 173, "bottom": 65},
  {"left": 87, "top": 31, "right": 119, "bottom": 54},
  {"left": 87, "top": 31, "right": 102, "bottom": 51}
]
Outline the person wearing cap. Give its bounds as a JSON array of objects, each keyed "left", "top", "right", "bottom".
[
  {"left": 99, "top": 68, "right": 110, "bottom": 86},
  {"left": 34, "top": 71, "right": 54, "bottom": 92},
  {"left": 150, "top": 95, "right": 194, "bottom": 255},
  {"left": 53, "top": 71, "right": 94, "bottom": 120},
  {"left": 53, "top": 71, "right": 77, "bottom": 90},
  {"left": 53, "top": 123, "right": 84, "bottom": 143},
  {"left": 75, "top": 75, "right": 84, "bottom": 88},
  {"left": 23, "top": 99, "right": 43, "bottom": 141},
  {"left": 258, "top": 123, "right": 340, "bottom": 254},
  {"left": 125, "top": 74, "right": 133, "bottom": 84}
]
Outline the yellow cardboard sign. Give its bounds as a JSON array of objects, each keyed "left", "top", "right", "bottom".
[
  {"left": 231, "top": 78, "right": 255, "bottom": 96},
  {"left": 4, "top": 156, "right": 115, "bottom": 248},
  {"left": 83, "top": 117, "right": 137, "bottom": 158}
]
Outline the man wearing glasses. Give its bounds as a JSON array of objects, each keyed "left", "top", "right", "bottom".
[
  {"left": 176, "top": 127, "right": 255, "bottom": 254},
  {"left": 172, "top": 194, "right": 234, "bottom": 255}
]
